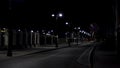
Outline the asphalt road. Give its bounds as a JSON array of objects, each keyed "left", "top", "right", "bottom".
[{"left": 0, "top": 46, "right": 91, "bottom": 68}]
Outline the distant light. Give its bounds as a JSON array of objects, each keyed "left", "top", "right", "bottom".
[
  {"left": 3, "top": 28, "right": 6, "bottom": 30},
  {"left": 43, "top": 32, "right": 45, "bottom": 34},
  {"left": 79, "top": 30, "right": 82, "bottom": 33},
  {"left": 65, "top": 32, "right": 68, "bottom": 35},
  {"left": 58, "top": 13, "right": 63, "bottom": 17},
  {"left": 74, "top": 27, "right": 77, "bottom": 30},
  {"left": 42, "top": 30, "right": 44, "bottom": 32},
  {"left": 87, "top": 33, "right": 91, "bottom": 36},
  {"left": 65, "top": 22, "right": 69, "bottom": 25},
  {"left": 51, "top": 14, "right": 55, "bottom": 17},
  {"left": 31, "top": 30, "right": 33, "bottom": 33},
  {"left": 81, "top": 30, "right": 84, "bottom": 33},
  {"left": 83, "top": 32, "right": 86, "bottom": 34},
  {"left": 78, "top": 27, "right": 80, "bottom": 29},
  {"left": 37, "top": 31, "right": 39, "bottom": 32},
  {"left": 90, "top": 24, "right": 94, "bottom": 28},
  {"left": 48, "top": 31, "right": 50, "bottom": 34},
  {"left": 18, "top": 29, "right": 21, "bottom": 32},
  {"left": 51, "top": 30, "right": 53, "bottom": 32},
  {"left": 46, "top": 33, "right": 51, "bottom": 36}
]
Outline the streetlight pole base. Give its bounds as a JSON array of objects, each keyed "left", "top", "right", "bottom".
[{"left": 7, "top": 50, "right": 12, "bottom": 57}]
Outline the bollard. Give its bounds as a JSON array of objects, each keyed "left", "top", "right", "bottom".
[
  {"left": 76, "top": 38, "right": 79, "bottom": 46},
  {"left": 68, "top": 38, "right": 71, "bottom": 47},
  {"left": 44, "top": 35, "right": 47, "bottom": 45},
  {"left": 51, "top": 35, "right": 53, "bottom": 45},
  {"left": 36, "top": 32, "right": 40, "bottom": 47},
  {"left": 7, "top": 29, "right": 13, "bottom": 57},
  {"left": 55, "top": 35, "right": 58, "bottom": 48},
  {"left": 7, "top": 48, "right": 12, "bottom": 57}
]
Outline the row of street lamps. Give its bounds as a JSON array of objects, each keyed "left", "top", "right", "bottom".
[
  {"left": 51, "top": 12, "right": 71, "bottom": 47},
  {"left": 51, "top": 13, "right": 63, "bottom": 47}
]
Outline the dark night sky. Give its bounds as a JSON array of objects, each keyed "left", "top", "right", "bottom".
[{"left": 0, "top": 0, "right": 115, "bottom": 32}]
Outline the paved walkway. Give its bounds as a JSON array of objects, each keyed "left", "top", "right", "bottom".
[
  {"left": 0, "top": 43, "right": 73, "bottom": 61},
  {"left": 0, "top": 47, "right": 55, "bottom": 61},
  {"left": 0, "top": 41, "right": 94, "bottom": 61},
  {"left": 94, "top": 47, "right": 120, "bottom": 68}
]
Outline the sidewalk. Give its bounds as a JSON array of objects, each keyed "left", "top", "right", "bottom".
[
  {"left": 0, "top": 47, "right": 55, "bottom": 61},
  {"left": 94, "top": 47, "right": 120, "bottom": 68},
  {"left": 0, "top": 41, "right": 95, "bottom": 62},
  {"left": 0, "top": 43, "right": 70, "bottom": 61}
]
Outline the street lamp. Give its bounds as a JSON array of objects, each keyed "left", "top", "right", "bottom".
[
  {"left": 65, "top": 22, "right": 69, "bottom": 25},
  {"left": 7, "top": 0, "right": 13, "bottom": 57},
  {"left": 18, "top": 29, "right": 21, "bottom": 32},
  {"left": 51, "top": 30, "right": 54, "bottom": 33},
  {"left": 31, "top": 30, "right": 34, "bottom": 33},
  {"left": 74, "top": 27, "right": 81, "bottom": 45},
  {"left": 65, "top": 22, "right": 72, "bottom": 47},
  {"left": 78, "top": 27, "right": 80, "bottom": 30},
  {"left": 51, "top": 14, "right": 55, "bottom": 17},
  {"left": 51, "top": 12, "right": 63, "bottom": 48},
  {"left": 58, "top": 13, "right": 63, "bottom": 18},
  {"left": 52, "top": 13, "right": 63, "bottom": 19}
]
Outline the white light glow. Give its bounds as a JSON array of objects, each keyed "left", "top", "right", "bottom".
[
  {"left": 48, "top": 31, "right": 50, "bottom": 34},
  {"left": 3, "top": 28, "right": 6, "bottom": 30},
  {"left": 43, "top": 32, "right": 45, "bottom": 34},
  {"left": 52, "top": 14, "right": 55, "bottom": 17},
  {"left": 65, "top": 22, "right": 69, "bottom": 25},
  {"left": 46, "top": 33, "right": 51, "bottom": 36},
  {"left": 79, "top": 30, "right": 82, "bottom": 33},
  {"left": 74, "top": 27, "right": 77, "bottom": 30},
  {"left": 78, "top": 27, "right": 80, "bottom": 29},
  {"left": 42, "top": 30, "right": 44, "bottom": 32},
  {"left": 65, "top": 33, "right": 67, "bottom": 35},
  {"left": 18, "top": 29, "right": 21, "bottom": 32},
  {"left": 58, "top": 13, "right": 63, "bottom": 17},
  {"left": 51, "top": 30, "right": 53, "bottom": 32},
  {"left": 31, "top": 30, "right": 33, "bottom": 33}
]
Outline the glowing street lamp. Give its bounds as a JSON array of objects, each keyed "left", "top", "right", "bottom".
[
  {"left": 65, "top": 22, "right": 69, "bottom": 25},
  {"left": 18, "top": 29, "right": 20, "bottom": 32},
  {"left": 78, "top": 27, "right": 80, "bottom": 30},
  {"left": 74, "top": 26, "right": 81, "bottom": 45},
  {"left": 31, "top": 30, "right": 34, "bottom": 33},
  {"left": 51, "top": 30, "right": 54, "bottom": 32},
  {"left": 51, "top": 14, "right": 55, "bottom": 17},
  {"left": 58, "top": 13, "right": 63, "bottom": 17},
  {"left": 51, "top": 12, "right": 63, "bottom": 48},
  {"left": 37, "top": 31, "right": 39, "bottom": 32}
]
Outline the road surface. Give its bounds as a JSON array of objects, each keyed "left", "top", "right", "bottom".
[{"left": 0, "top": 46, "right": 91, "bottom": 68}]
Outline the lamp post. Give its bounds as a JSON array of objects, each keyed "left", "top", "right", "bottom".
[
  {"left": 65, "top": 22, "right": 71, "bottom": 47},
  {"left": 7, "top": 0, "right": 13, "bottom": 57},
  {"left": 51, "top": 12, "right": 63, "bottom": 48},
  {"left": 74, "top": 27, "right": 80, "bottom": 45}
]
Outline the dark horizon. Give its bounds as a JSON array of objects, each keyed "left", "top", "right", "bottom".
[{"left": 0, "top": 0, "right": 116, "bottom": 38}]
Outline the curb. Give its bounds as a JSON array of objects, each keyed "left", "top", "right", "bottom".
[{"left": 18, "top": 46, "right": 69, "bottom": 56}]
